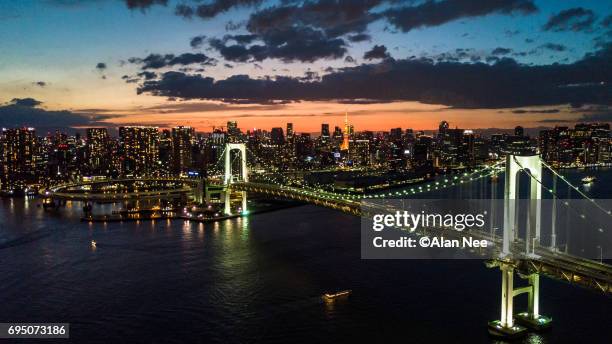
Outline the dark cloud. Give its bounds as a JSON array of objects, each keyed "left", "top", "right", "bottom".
[
  {"left": 542, "top": 7, "right": 596, "bottom": 32},
  {"left": 512, "top": 108, "right": 560, "bottom": 114},
  {"left": 344, "top": 55, "right": 356, "bottom": 63},
  {"left": 174, "top": 0, "right": 538, "bottom": 64},
  {"left": 129, "top": 53, "right": 216, "bottom": 69},
  {"left": 10, "top": 98, "right": 43, "bottom": 107},
  {"left": 538, "top": 43, "right": 567, "bottom": 52},
  {"left": 540, "top": 112, "right": 612, "bottom": 123},
  {"left": 246, "top": 1, "right": 383, "bottom": 38},
  {"left": 32, "top": 81, "right": 47, "bottom": 87},
  {"left": 137, "top": 71, "right": 157, "bottom": 80},
  {"left": 95, "top": 62, "right": 107, "bottom": 70},
  {"left": 209, "top": 26, "right": 347, "bottom": 62},
  {"left": 124, "top": 0, "right": 168, "bottom": 10},
  {"left": 363, "top": 45, "right": 390, "bottom": 60},
  {"left": 175, "top": 0, "right": 263, "bottom": 19},
  {"left": 225, "top": 20, "right": 244, "bottom": 31},
  {"left": 190, "top": 35, "right": 207, "bottom": 48},
  {"left": 0, "top": 99, "right": 112, "bottom": 131},
  {"left": 136, "top": 43, "right": 612, "bottom": 109},
  {"left": 504, "top": 29, "right": 520, "bottom": 37},
  {"left": 175, "top": 4, "right": 194, "bottom": 18},
  {"left": 491, "top": 47, "right": 512, "bottom": 55},
  {"left": 383, "top": 0, "right": 537, "bottom": 33},
  {"left": 348, "top": 33, "right": 372, "bottom": 42},
  {"left": 122, "top": 75, "right": 140, "bottom": 83}
]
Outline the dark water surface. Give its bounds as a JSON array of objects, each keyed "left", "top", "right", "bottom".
[{"left": 0, "top": 168, "right": 611, "bottom": 343}]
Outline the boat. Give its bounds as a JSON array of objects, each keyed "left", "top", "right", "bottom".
[
  {"left": 581, "top": 176, "right": 595, "bottom": 184},
  {"left": 323, "top": 290, "right": 351, "bottom": 301}
]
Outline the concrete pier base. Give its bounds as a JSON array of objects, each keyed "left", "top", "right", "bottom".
[
  {"left": 514, "top": 313, "right": 552, "bottom": 331},
  {"left": 487, "top": 320, "right": 527, "bottom": 339}
]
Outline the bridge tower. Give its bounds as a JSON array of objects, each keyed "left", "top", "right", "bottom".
[
  {"left": 489, "top": 152, "right": 551, "bottom": 338},
  {"left": 223, "top": 143, "right": 248, "bottom": 215}
]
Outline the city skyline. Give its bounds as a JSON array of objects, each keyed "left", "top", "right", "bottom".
[{"left": 1, "top": 0, "right": 611, "bottom": 132}]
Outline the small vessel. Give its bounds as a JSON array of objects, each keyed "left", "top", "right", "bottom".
[
  {"left": 91, "top": 240, "right": 97, "bottom": 248},
  {"left": 323, "top": 290, "right": 351, "bottom": 301},
  {"left": 581, "top": 176, "right": 596, "bottom": 184}
]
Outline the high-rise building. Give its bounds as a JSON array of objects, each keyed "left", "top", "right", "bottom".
[
  {"left": 321, "top": 123, "right": 330, "bottom": 139},
  {"left": 271, "top": 127, "right": 285, "bottom": 145},
  {"left": 119, "top": 126, "right": 160, "bottom": 176},
  {"left": 515, "top": 126, "right": 524, "bottom": 137},
  {"left": 86, "top": 128, "right": 110, "bottom": 174},
  {"left": 227, "top": 121, "right": 240, "bottom": 141},
  {"left": 171, "top": 126, "right": 194, "bottom": 174},
  {"left": 286, "top": 123, "right": 294, "bottom": 139},
  {"left": 0, "top": 127, "right": 38, "bottom": 190}
]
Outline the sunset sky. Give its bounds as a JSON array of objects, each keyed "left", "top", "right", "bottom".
[{"left": 0, "top": 0, "right": 610, "bottom": 133}]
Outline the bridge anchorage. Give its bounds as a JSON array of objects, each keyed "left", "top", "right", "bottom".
[{"left": 489, "top": 152, "right": 551, "bottom": 338}]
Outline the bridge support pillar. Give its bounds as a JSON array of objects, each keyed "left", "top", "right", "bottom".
[
  {"left": 224, "top": 188, "right": 232, "bottom": 216},
  {"left": 241, "top": 191, "right": 248, "bottom": 215},
  {"left": 514, "top": 273, "right": 551, "bottom": 331},
  {"left": 488, "top": 263, "right": 551, "bottom": 338}
]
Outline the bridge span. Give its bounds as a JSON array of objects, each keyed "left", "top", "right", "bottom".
[
  {"left": 42, "top": 143, "right": 611, "bottom": 339},
  {"left": 47, "top": 177, "right": 204, "bottom": 202}
]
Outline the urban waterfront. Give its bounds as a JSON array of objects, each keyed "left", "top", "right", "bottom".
[{"left": 1, "top": 168, "right": 610, "bottom": 343}]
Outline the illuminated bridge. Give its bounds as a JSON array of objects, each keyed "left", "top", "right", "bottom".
[
  {"left": 48, "top": 177, "right": 204, "bottom": 202},
  {"left": 45, "top": 143, "right": 611, "bottom": 338}
]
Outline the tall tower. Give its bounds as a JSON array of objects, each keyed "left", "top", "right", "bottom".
[{"left": 340, "top": 112, "right": 350, "bottom": 151}]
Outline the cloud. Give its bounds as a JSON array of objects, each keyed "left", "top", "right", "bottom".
[
  {"left": 540, "top": 112, "right": 612, "bottom": 123},
  {"left": 208, "top": 26, "right": 347, "bottom": 62},
  {"left": 137, "top": 71, "right": 157, "bottom": 80},
  {"left": 0, "top": 98, "right": 113, "bottom": 131},
  {"left": 10, "top": 98, "right": 42, "bottom": 107},
  {"left": 344, "top": 55, "right": 356, "bottom": 63},
  {"left": 124, "top": 0, "right": 168, "bottom": 10},
  {"left": 363, "top": 45, "right": 390, "bottom": 60},
  {"left": 172, "top": 0, "right": 539, "bottom": 64},
  {"left": 539, "top": 43, "right": 567, "bottom": 52},
  {"left": 174, "top": 3, "right": 193, "bottom": 18},
  {"left": 135, "top": 43, "right": 612, "bottom": 109},
  {"left": 190, "top": 35, "right": 207, "bottom": 48},
  {"left": 95, "top": 62, "right": 107, "bottom": 70},
  {"left": 383, "top": 0, "right": 537, "bottom": 33},
  {"left": 32, "top": 81, "right": 47, "bottom": 87},
  {"left": 175, "top": 0, "right": 263, "bottom": 19},
  {"left": 542, "top": 7, "right": 596, "bottom": 32},
  {"left": 128, "top": 53, "right": 216, "bottom": 69},
  {"left": 511, "top": 108, "right": 560, "bottom": 114},
  {"left": 347, "top": 33, "right": 372, "bottom": 42},
  {"left": 491, "top": 47, "right": 513, "bottom": 55}
]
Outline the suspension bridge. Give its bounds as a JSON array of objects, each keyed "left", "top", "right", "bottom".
[{"left": 45, "top": 142, "right": 611, "bottom": 339}]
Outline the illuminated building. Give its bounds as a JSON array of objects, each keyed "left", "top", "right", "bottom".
[
  {"left": 119, "top": 126, "right": 160, "bottom": 176},
  {"left": 321, "top": 123, "right": 330, "bottom": 139},
  {"left": 86, "top": 128, "right": 110, "bottom": 174},
  {"left": 0, "top": 127, "right": 38, "bottom": 190},
  {"left": 340, "top": 112, "right": 351, "bottom": 151},
  {"left": 172, "top": 126, "right": 194, "bottom": 175},
  {"left": 350, "top": 139, "right": 370, "bottom": 166},
  {"left": 286, "top": 123, "right": 294, "bottom": 140}
]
